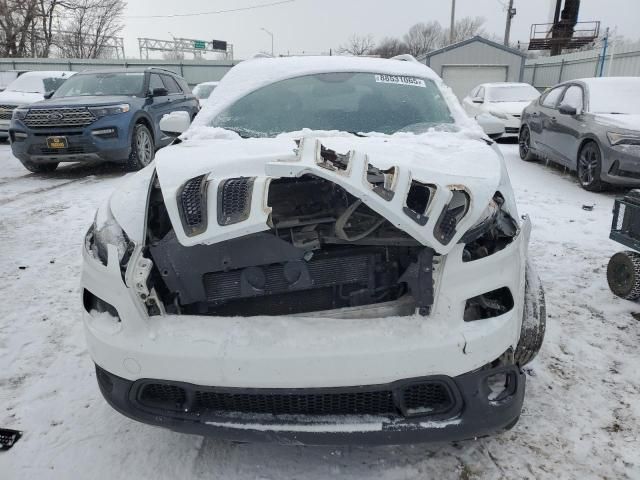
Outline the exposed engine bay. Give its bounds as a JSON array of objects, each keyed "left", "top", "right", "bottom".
[{"left": 142, "top": 170, "right": 517, "bottom": 318}]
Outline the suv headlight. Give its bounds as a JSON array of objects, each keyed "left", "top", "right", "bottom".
[
  {"left": 85, "top": 204, "right": 134, "bottom": 268},
  {"left": 12, "top": 108, "right": 29, "bottom": 120},
  {"left": 88, "top": 103, "right": 130, "bottom": 118},
  {"left": 607, "top": 131, "right": 640, "bottom": 147}
]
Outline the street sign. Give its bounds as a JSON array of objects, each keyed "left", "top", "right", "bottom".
[
  {"left": 211, "top": 40, "right": 228, "bottom": 51},
  {"left": 193, "top": 40, "right": 207, "bottom": 50}
]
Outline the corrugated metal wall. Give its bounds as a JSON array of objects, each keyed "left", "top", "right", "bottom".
[
  {"left": 425, "top": 42, "right": 525, "bottom": 83},
  {"left": 0, "top": 57, "right": 238, "bottom": 86},
  {"left": 523, "top": 44, "right": 640, "bottom": 90}
]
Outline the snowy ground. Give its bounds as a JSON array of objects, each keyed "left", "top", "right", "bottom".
[{"left": 0, "top": 140, "right": 639, "bottom": 480}]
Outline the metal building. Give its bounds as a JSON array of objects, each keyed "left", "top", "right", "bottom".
[{"left": 418, "top": 36, "right": 527, "bottom": 99}]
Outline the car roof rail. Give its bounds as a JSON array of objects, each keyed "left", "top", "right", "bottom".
[
  {"left": 251, "top": 53, "right": 274, "bottom": 59},
  {"left": 391, "top": 54, "right": 421, "bottom": 64},
  {"left": 147, "top": 67, "right": 181, "bottom": 75}
]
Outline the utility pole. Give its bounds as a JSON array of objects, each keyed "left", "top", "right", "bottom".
[
  {"left": 504, "top": 0, "right": 516, "bottom": 46},
  {"left": 449, "top": 0, "right": 456, "bottom": 44}
]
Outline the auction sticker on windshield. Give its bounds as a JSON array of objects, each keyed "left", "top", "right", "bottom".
[{"left": 375, "top": 74, "right": 426, "bottom": 87}]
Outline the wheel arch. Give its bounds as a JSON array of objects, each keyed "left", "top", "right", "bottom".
[
  {"left": 575, "top": 135, "right": 602, "bottom": 171},
  {"left": 130, "top": 112, "right": 155, "bottom": 146}
]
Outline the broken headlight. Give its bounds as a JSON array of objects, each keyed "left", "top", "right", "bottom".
[
  {"left": 85, "top": 205, "right": 134, "bottom": 268},
  {"left": 461, "top": 194, "right": 517, "bottom": 262}
]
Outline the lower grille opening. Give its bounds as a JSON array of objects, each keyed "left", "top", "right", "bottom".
[
  {"left": 83, "top": 289, "right": 119, "bottom": 318},
  {"left": 136, "top": 379, "right": 456, "bottom": 418}
]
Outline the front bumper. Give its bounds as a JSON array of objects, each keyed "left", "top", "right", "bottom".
[
  {"left": 9, "top": 117, "right": 132, "bottom": 164},
  {"left": 95, "top": 362, "right": 525, "bottom": 445},
  {"left": 602, "top": 144, "right": 640, "bottom": 185}
]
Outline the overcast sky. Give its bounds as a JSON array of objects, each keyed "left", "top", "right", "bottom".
[{"left": 121, "top": 0, "right": 639, "bottom": 60}]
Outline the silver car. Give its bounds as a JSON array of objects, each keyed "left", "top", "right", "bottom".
[{"left": 519, "top": 77, "right": 640, "bottom": 191}]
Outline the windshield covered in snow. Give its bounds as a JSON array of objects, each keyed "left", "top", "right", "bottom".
[
  {"left": 588, "top": 79, "right": 640, "bottom": 114},
  {"left": 193, "top": 83, "right": 217, "bottom": 99},
  {"left": 53, "top": 72, "right": 145, "bottom": 97},
  {"left": 209, "top": 72, "right": 454, "bottom": 137},
  {"left": 7, "top": 73, "right": 68, "bottom": 94},
  {"left": 486, "top": 85, "right": 540, "bottom": 102}
]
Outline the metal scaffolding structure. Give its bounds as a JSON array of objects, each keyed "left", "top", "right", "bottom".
[{"left": 137, "top": 37, "right": 233, "bottom": 60}]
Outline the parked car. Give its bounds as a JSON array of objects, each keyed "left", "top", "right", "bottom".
[
  {"left": 0, "top": 70, "right": 72, "bottom": 140},
  {"left": 192, "top": 81, "right": 219, "bottom": 107},
  {"left": 82, "top": 55, "right": 545, "bottom": 445},
  {"left": 462, "top": 82, "right": 540, "bottom": 137},
  {"left": 519, "top": 77, "right": 640, "bottom": 191},
  {"left": 0, "top": 70, "right": 27, "bottom": 92},
  {"left": 9, "top": 68, "right": 199, "bottom": 173}
]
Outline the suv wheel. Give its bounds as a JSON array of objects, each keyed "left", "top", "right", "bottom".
[
  {"left": 577, "top": 141, "right": 605, "bottom": 191},
  {"left": 19, "top": 159, "right": 59, "bottom": 173},
  {"left": 127, "top": 124, "right": 154, "bottom": 171},
  {"left": 518, "top": 125, "right": 537, "bottom": 161}
]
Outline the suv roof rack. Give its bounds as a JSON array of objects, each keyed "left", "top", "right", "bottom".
[
  {"left": 146, "top": 67, "right": 180, "bottom": 74},
  {"left": 391, "top": 54, "right": 421, "bottom": 64}
]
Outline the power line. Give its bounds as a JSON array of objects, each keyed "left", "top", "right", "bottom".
[{"left": 127, "top": 0, "right": 295, "bottom": 19}]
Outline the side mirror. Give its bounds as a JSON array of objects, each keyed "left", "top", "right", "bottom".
[
  {"left": 472, "top": 98, "right": 484, "bottom": 104},
  {"left": 559, "top": 104, "right": 578, "bottom": 116},
  {"left": 43, "top": 91, "right": 55, "bottom": 100},
  {"left": 160, "top": 111, "right": 191, "bottom": 136},
  {"left": 151, "top": 87, "right": 168, "bottom": 97}
]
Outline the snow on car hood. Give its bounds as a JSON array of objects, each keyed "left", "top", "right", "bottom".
[
  {"left": 486, "top": 101, "right": 530, "bottom": 116},
  {"left": 144, "top": 130, "right": 505, "bottom": 255},
  {"left": 0, "top": 90, "right": 43, "bottom": 106},
  {"left": 595, "top": 114, "right": 640, "bottom": 132}
]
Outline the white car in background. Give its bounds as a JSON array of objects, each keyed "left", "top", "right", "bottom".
[
  {"left": 462, "top": 82, "right": 540, "bottom": 137},
  {"left": 82, "top": 56, "right": 545, "bottom": 445},
  {"left": 192, "top": 81, "right": 219, "bottom": 107},
  {"left": 0, "top": 70, "right": 74, "bottom": 139}
]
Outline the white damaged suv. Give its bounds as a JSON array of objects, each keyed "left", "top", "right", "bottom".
[{"left": 82, "top": 56, "right": 545, "bottom": 445}]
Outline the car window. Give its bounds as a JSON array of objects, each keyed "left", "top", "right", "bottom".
[
  {"left": 486, "top": 84, "right": 540, "bottom": 102},
  {"left": 148, "top": 74, "right": 165, "bottom": 93},
  {"left": 162, "top": 75, "right": 182, "bottom": 94},
  {"left": 560, "top": 85, "right": 583, "bottom": 111},
  {"left": 210, "top": 72, "right": 454, "bottom": 138},
  {"left": 468, "top": 86, "right": 478, "bottom": 98},
  {"left": 53, "top": 72, "right": 145, "bottom": 97},
  {"left": 477, "top": 87, "right": 485, "bottom": 100},
  {"left": 540, "top": 86, "right": 565, "bottom": 108},
  {"left": 176, "top": 77, "right": 192, "bottom": 94}
]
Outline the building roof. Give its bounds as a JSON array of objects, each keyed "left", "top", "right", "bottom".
[{"left": 417, "top": 36, "right": 528, "bottom": 62}]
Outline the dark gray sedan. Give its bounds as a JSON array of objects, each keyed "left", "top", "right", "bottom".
[{"left": 519, "top": 77, "right": 640, "bottom": 191}]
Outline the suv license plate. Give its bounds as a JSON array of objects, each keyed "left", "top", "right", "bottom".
[{"left": 46, "top": 136, "right": 67, "bottom": 149}]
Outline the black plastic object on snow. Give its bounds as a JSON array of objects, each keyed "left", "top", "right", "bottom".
[
  {"left": 607, "top": 190, "right": 640, "bottom": 301},
  {"left": 0, "top": 428, "right": 22, "bottom": 450}
]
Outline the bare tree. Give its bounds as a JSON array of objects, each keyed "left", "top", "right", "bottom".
[
  {"left": 373, "top": 37, "right": 409, "bottom": 58},
  {"left": 58, "top": 0, "right": 125, "bottom": 59},
  {"left": 337, "top": 34, "right": 376, "bottom": 56},
  {"left": 0, "top": 0, "right": 40, "bottom": 57},
  {"left": 441, "top": 16, "right": 486, "bottom": 47},
  {"left": 403, "top": 22, "right": 443, "bottom": 58}
]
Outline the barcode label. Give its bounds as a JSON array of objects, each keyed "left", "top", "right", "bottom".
[{"left": 375, "top": 74, "right": 426, "bottom": 87}]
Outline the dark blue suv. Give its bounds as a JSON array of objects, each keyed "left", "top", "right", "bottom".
[{"left": 9, "top": 68, "right": 199, "bottom": 172}]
